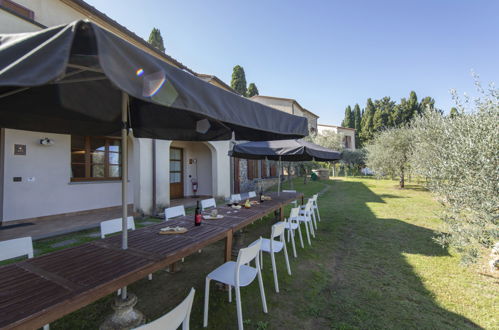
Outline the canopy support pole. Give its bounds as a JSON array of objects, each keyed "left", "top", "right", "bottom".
[
  {"left": 121, "top": 92, "right": 129, "bottom": 299},
  {"left": 277, "top": 156, "right": 282, "bottom": 196}
]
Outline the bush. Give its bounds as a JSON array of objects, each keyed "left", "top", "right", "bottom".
[
  {"left": 365, "top": 127, "right": 413, "bottom": 188},
  {"left": 410, "top": 83, "right": 498, "bottom": 263}
]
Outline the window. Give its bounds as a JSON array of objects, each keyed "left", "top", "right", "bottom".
[
  {"left": 169, "top": 148, "right": 183, "bottom": 184},
  {"left": 247, "top": 159, "right": 259, "bottom": 180},
  {"left": 71, "top": 136, "right": 122, "bottom": 181}
]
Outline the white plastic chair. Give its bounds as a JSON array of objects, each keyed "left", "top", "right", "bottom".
[
  {"left": 295, "top": 200, "right": 315, "bottom": 245},
  {"left": 100, "top": 217, "right": 135, "bottom": 239},
  {"left": 0, "top": 236, "right": 33, "bottom": 261},
  {"left": 284, "top": 207, "right": 304, "bottom": 257},
  {"left": 0, "top": 237, "right": 50, "bottom": 330},
  {"left": 248, "top": 191, "right": 256, "bottom": 198},
  {"left": 165, "top": 205, "right": 186, "bottom": 220},
  {"left": 201, "top": 198, "right": 216, "bottom": 211},
  {"left": 282, "top": 189, "right": 298, "bottom": 207},
  {"left": 255, "top": 222, "right": 291, "bottom": 293},
  {"left": 134, "top": 288, "right": 195, "bottom": 330},
  {"left": 204, "top": 238, "right": 267, "bottom": 330},
  {"left": 312, "top": 193, "right": 322, "bottom": 223},
  {"left": 230, "top": 194, "right": 242, "bottom": 203},
  {"left": 100, "top": 217, "right": 152, "bottom": 282}
]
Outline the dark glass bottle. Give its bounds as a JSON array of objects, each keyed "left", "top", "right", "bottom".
[
  {"left": 195, "top": 201, "right": 202, "bottom": 226},
  {"left": 259, "top": 191, "right": 264, "bottom": 203}
]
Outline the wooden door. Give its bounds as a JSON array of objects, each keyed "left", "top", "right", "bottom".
[{"left": 169, "top": 147, "right": 183, "bottom": 199}]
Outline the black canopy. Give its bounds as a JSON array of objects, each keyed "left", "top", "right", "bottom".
[
  {"left": 0, "top": 20, "right": 308, "bottom": 141},
  {"left": 229, "top": 139, "right": 341, "bottom": 162}
]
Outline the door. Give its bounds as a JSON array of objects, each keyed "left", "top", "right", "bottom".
[{"left": 169, "top": 147, "right": 183, "bottom": 199}]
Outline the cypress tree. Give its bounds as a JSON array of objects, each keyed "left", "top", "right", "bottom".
[
  {"left": 231, "top": 65, "right": 247, "bottom": 96},
  {"left": 373, "top": 97, "right": 396, "bottom": 131},
  {"left": 360, "top": 98, "right": 375, "bottom": 143},
  {"left": 342, "top": 106, "right": 353, "bottom": 128},
  {"left": 353, "top": 104, "right": 362, "bottom": 148},
  {"left": 247, "top": 83, "right": 259, "bottom": 97},
  {"left": 148, "top": 28, "right": 165, "bottom": 52}
]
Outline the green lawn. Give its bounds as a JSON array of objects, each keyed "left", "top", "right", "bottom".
[{"left": 14, "top": 177, "right": 498, "bottom": 329}]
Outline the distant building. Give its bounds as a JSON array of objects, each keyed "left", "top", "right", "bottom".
[
  {"left": 250, "top": 95, "right": 318, "bottom": 134},
  {"left": 318, "top": 124, "right": 356, "bottom": 150},
  {"left": 231, "top": 95, "right": 319, "bottom": 193}
]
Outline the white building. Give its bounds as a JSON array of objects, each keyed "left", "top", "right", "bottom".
[
  {"left": 0, "top": 0, "right": 233, "bottom": 223},
  {"left": 317, "top": 124, "right": 356, "bottom": 150},
  {"left": 232, "top": 95, "right": 318, "bottom": 193}
]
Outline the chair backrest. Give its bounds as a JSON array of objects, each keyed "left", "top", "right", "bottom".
[
  {"left": 271, "top": 222, "right": 286, "bottom": 239},
  {"left": 237, "top": 238, "right": 262, "bottom": 266},
  {"left": 0, "top": 237, "right": 33, "bottom": 261},
  {"left": 201, "top": 198, "right": 216, "bottom": 210},
  {"left": 248, "top": 191, "right": 256, "bottom": 198},
  {"left": 230, "top": 194, "right": 241, "bottom": 202},
  {"left": 288, "top": 207, "right": 300, "bottom": 219},
  {"left": 100, "top": 217, "right": 135, "bottom": 239},
  {"left": 165, "top": 205, "right": 186, "bottom": 220},
  {"left": 282, "top": 190, "right": 296, "bottom": 193},
  {"left": 134, "top": 288, "right": 195, "bottom": 330}
]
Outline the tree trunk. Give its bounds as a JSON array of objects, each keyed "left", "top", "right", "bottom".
[{"left": 399, "top": 171, "right": 405, "bottom": 188}]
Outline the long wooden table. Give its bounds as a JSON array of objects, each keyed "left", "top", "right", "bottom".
[{"left": 0, "top": 192, "right": 302, "bottom": 329}]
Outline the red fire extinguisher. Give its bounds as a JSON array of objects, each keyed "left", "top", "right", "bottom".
[{"left": 191, "top": 179, "right": 198, "bottom": 195}]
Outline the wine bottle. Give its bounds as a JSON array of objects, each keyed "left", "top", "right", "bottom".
[{"left": 194, "top": 201, "right": 202, "bottom": 226}]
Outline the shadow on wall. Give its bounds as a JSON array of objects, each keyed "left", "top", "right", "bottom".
[{"left": 318, "top": 179, "right": 479, "bottom": 328}]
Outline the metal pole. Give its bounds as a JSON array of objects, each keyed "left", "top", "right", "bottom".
[
  {"left": 277, "top": 156, "right": 281, "bottom": 196},
  {"left": 121, "top": 93, "right": 128, "bottom": 299}
]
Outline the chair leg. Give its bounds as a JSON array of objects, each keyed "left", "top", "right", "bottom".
[
  {"left": 290, "top": 228, "right": 297, "bottom": 258},
  {"left": 304, "top": 221, "right": 312, "bottom": 246},
  {"left": 148, "top": 273, "right": 152, "bottom": 280},
  {"left": 270, "top": 251, "right": 279, "bottom": 293},
  {"left": 203, "top": 277, "right": 211, "bottom": 327},
  {"left": 256, "top": 265, "right": 268, "bottom": 313},
  {"left": 260, "top": 249, "right": 263, "bottom": 270},
  {"left": 283, "top": 242, "right": 292, "bottom": 275},
  {"left": 310, "top": 219, "right": 316, "bottom": 238},
  {"left": 235, "top": 286, "right": 244, "bottom": 330},
  {"left": 229, "top": 285, "right": 232, "bottom": 303},
  {"left": 297, "top": 223, "right": 304, "bottom": 248},
  {"left": 316, "top": 205, "right": 321, "bottom": 222},
  {"left": 43, "top": 324, "right": 49, "bottom": 330}
]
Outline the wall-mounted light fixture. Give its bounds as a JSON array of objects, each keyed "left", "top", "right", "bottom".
[{"left": 39, "top": 137, "right": 54, "bottom": 146}]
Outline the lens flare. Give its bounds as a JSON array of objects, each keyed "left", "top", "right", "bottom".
[
  {"left": 136, "top": 68, "right": 144, "bottom": 77},
  {"left": 142, "top": 71, "right": 166, "bottom": 97}
]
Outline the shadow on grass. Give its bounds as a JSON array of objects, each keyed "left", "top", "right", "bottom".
[{"left": 318, "top": 179, "right": 479, "bottom": 329}]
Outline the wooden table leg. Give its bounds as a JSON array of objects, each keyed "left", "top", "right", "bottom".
[
  {"left": 224, "top": 231, "right": 233, "bottom": 262},
  {"left": 279, "top": 206, "right": 284, "bottom": 221},
  {"left": 301, "top": 195, "right": 304, "bottom": 205}
]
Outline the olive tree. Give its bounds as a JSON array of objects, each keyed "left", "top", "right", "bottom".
[
  {"left": 341, "top": 149, "right": 366, "bottom": 176},
  {"left": 365, "top": 127, "right": 413, "bottom": 188},
  {"left": 410, "top": 82, "right": 498, "bottom": 263}
]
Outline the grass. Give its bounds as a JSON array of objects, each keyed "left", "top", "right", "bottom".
[{"left": 6, "top": 177, "right": 498, "bottom": 329}]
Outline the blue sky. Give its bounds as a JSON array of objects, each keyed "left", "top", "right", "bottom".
[{"left": 86, "top": 0, "right": 498, "bottom": 125}]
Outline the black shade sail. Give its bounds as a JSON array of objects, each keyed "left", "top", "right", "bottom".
[
  {"left": 229, "top": 139, "right": 341, "bottom": 162},
  {"left": 0, "top": 20, "right": 308, "bottom": 141}
]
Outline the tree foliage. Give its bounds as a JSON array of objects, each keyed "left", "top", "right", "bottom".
[
  {"left": 341, "top": 106, "right": 354, "bottom": 128},
  {"left": 365, "top": 127, "right": 413, "bottom": 188},
  {"left": 341, "top": 149, "right": 366, "bottom": 175},
  {"left": 230, "top": 65, "right": 247, "bottom": 96},
  {"left": 410, "top": 82, "right": 498, "bottom": 263},
  {"left": 360, "top": 98, "right": 376, "bottom": 142},
  {"left": 310, "top": 129, "right": 343, "bottom": 151},
  {"left": 247, "top": 83, "right": 259, "bottom": 97},
  {"left": 148, "top": 28, "right": 165, "bottom": 52}
]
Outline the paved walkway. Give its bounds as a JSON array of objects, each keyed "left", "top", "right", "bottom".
[{"left": 0, "top": 206, "right": 133, "bottom": 241}]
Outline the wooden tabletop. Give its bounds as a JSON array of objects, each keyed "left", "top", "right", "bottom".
[{"left": 0, "top": 192, "right": 302, "bottom": 329}]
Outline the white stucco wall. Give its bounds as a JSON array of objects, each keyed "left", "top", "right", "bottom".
[
  {"left": 0, "top": 9, "right": 40, "bottom": 33},
  {"left": 2, "top": 129, "right": 133, "bottom": 222},
  {"left": 12, "top": 0, "right": 85, "bottom": 26},
  {"left": 318, "top": 124, "right": 356, "bottom": 150}
]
